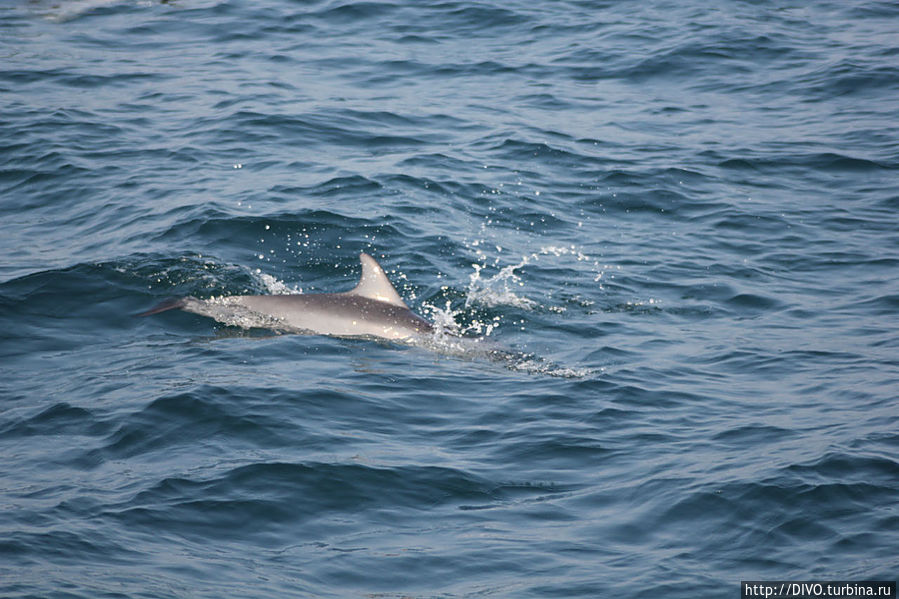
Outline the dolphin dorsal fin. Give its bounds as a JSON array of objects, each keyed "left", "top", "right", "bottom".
[{"left": 348, "top": 253, "right": 408, "bottom": 308}]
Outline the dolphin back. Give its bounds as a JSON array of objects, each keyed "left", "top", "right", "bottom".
[{"left": 136, "top": 253, "right": 434, "bottom": 340}]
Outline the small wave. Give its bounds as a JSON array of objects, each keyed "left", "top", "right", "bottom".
[
  {"left": 109, "top": 459, "right": 564, "bottom": 541},
  {"left": 716, "top": 151, "right": 891, "bottom": 173},
  {"left": 410, "top": 330, "right": 594, "bottom": 379},
  {"left": 0, "top": 402, "right": 108, "bottom": 440}
]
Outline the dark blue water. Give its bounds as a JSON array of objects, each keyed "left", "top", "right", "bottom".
[{"left": 2, "top": 1, "right": 898, "bottom": 597}]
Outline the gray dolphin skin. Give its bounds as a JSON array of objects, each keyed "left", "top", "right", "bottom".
[{"left": 141, "top": 253, "right": 434, "bottom": 340}]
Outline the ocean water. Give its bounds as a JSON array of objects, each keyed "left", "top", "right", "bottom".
[{"left": 1, "top": 0, "right": 898, "bottom": 596}]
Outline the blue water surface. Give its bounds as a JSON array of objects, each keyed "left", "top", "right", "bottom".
[{"left": 1, "top": 1, "right": 897, "bottom": 597}]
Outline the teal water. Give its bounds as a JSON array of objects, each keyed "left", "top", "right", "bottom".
[{"left": 1, "top": 1, "right": 897, "bottom": 597}]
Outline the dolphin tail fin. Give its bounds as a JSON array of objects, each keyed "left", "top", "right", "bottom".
[{"left": 136, "top": 297, "right": 186, "bottom": 317}]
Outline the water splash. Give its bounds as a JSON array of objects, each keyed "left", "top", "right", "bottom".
[
  {"left": 254, "top": 271, "right": 302, "bottom": 295},
  {"left": 465, "top": 260, "right": 538, "bottom": 311},
  {"left": 183, "top": 296, "right": 287, "bottom": 332},
  {"left": 423, "top": 300, "right": 502, "bottom": 338},
  {"left": 464, "top": 244, "right": 605, "bottom": 311},
  {"left": 29, "top": 0, "right": 161, "bottom": 22}
]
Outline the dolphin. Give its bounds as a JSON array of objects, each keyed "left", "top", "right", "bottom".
[{"left": 140, "top": 253, "right": 434, "bottom": 340}]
